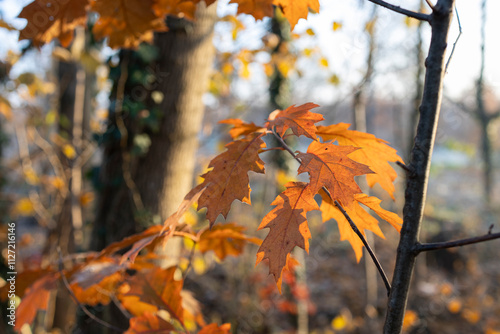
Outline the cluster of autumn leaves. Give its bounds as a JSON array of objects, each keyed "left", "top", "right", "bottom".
[
  {"left": 18, "top": 0, "right": 319, "bottom": 49},
  {"left": 4, "top": 103, "right": 403, "bottom": 332}
]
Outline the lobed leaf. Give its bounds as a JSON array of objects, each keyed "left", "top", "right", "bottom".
[
  {"left": 296, "top": 141, "right": 373, "bottom": 209},
  {"left": 198, "top": 222, "right": 261, "bottom": 260},
  {"left": 317, "top": 123, "right": 404, "bottom": 199},
  {"left": 267, "top": 102, "right": 323, "bottom": 139},
  {"left": 256, "top": 182, "right": 318, "bottom": 291},
  {"left": 18, "top": 0, "right": 89, "bottom": 47},
  {"left": 125, "top": 312, "right": 174, "bottom": 334},
  {"left": 197, "top": 133, "right": 266, "bottom": 225}
]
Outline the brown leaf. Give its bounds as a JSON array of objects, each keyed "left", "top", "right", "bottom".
[
  {"left": 317, "top": 123, "right": 404, "bottom": 199},
  {"left": 199, "top": 323, "right": 232, "bottom": 334},
  {"left": 256, "top": 182, "right": 318, "bottom": 291},
  {"left": 320, "top": 192, "right": 401, "bottom": 261},
  {"left": 15, "top": 273, "right": 58, "bottom": 330},
  {"left": 125, "top": 312, "right": 174, "bottom": 334},
  {"left": 273, "top": 0, "right": 320, "bottom": 29},
  {"left": 198, "top": 222, "right": 261, "bottom": 260},
  {"left": 121, "top": 267, "right": 184, "bottom": 325},
  {"left": 18, "top": 0, "right": 89, "bottom": 47},
  {"left": 219, "top": 118, "right": 265, "bottom": 139},
  {"left": 296, "top": 141, "right": 373, "bottom": 209},
  {"left": 91, "top": 0, "right": 166, "bottom": 49},
  {"left": 197, "top": 133, "right": 266, "bottom": 225},
  {"left": 267, "top": 103, "right": 323, "bottom": 139},
  {"left": 229, "top": 0, "right": 274, "bottom": 21}
]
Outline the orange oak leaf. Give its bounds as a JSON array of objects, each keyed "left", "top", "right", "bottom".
[
  {"left": 219, "top": 119, "right": 265, "bottom": 139},
  {"left": 229, "top": 0, "right": 274, "bottom": 21},
  {"left": 153, "top": 0, "right": 197, "bottom": 21},
  {"left": 0, "top": 269, "right": 54, "bottom": 301},
  {"left": 99, "top": 225, "right": 163, "bottom": 258},
  {"left": 71, "top": 271, "right": 123, "bottom": 306},
  {"left": 91, "top": 0, "right": 166, "bottom": 49},
  {"left": 320, "top": 192, "right": 402, "bottom": 261},
  {"left": 121, "top": 267, "right": 184, "bottom": 325},
  {"left": 296, "top": 141, "right": 373, "bottom": 208},
  {"left": 273, "top": 0, "right": 320, "bottom": 29},
  {"left": 15, "top": 273, "right": 59, "bottom": 330},
  {"left": 198, "top": 222, "right": 261, "bottom": 260},
  {"left": 197, "top": 133, "right": 266, "bottom": 225},
  {"left": 18, "top": 0, "right": 89, "bottom": 47},
  {"left": 267, "top": 103, "right": 323, "bottom": 139},
  {"left": 125, "top": 312, "right": 174, "bottom": 334},
  {"left": 199, "top": 323, "right": 232, "bottom": 334},
  {"left": 256, "top": 182, "right": 318, "bottom": 291},
  {"left": 317, "top": 123, "right": 404, "bottom": 199}
]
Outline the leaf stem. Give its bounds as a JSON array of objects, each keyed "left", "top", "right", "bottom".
[
  {"left": 334, "top": 200, "right": 391, "bottom": 296},
  {"left": 414, "top": 231, "right": 500, "bottom": 252}
]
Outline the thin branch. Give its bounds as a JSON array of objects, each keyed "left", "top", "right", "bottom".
[
  {"left": 396, "top": 161, "right": 412, "bottom": 174},
  {"left": 271, "top": 129, "right": 301, "bottom": 164},
  {"left": 445, "top": 6, "right": 462, "bottom": 73},
  {"left": 56, "top": 248, "right": 125, "bottom": 333},
  {"left": 367, "top": 0, "right": 430, "bottom": 21},
  {"left": 415, "top": 231, "right": 500, "bottom": 252},
  {"left": 334, "top": 200, "right": 391, "bottom": 296},
  {"left": 425, "top": 0, "right": 435, "bottom": 10}
]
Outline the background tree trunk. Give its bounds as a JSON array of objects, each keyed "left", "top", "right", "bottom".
[{"left": 92, "top": 3, "right": 218, "bottom": 251}]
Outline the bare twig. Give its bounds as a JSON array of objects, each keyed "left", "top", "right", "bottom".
[
  {"left": 367, "top": 0, "right": 430, "bottom": 21},
  {"left": 56, "top": 248, "right": 125, "bottom": 333},
  {"left": 414, "top": 232, "right": 500, "bottom": 252},
  {"left": 270, "top": 129, "right": 301, "bottom": 164},
  {"left": 334, "top": 200, "right": 391, "bottom": 296},
  {"left": 396, "top": 161, "right": 412, "bottom": 174},
  {"left": 425, "top": 0, "right": 435, "bottom": 10},
  {"left": 445, "top": 6, "right": 462, "bottom": 73}
]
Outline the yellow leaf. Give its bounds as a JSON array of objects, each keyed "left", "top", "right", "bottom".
[
  {"left": 365, "top": 19, "right": 376, "bottom": 35},
  {"left": 331, "top": 314, "right": 346, "bottom": 330},
  {"left": 328, "top": 74, "right": 340, "bottom": 85},
  {"left": 62, "top": 144, "right": 76, "bottom": 159},
  {"left": 440, "top": 282, "right": 453, "bottom": 296},
  {"left": 45, "top": 110, "right": 57, "bottom": 125},
  {"left": 333, "top": 21, "right": 342, "bottom": 31},
  {"left": 192, "top": 256, "right": 207, "bottom": 275},
  {"left": 79, "top": 192, "right": 95, "bottom": 207},
  {"left": 462, "top": 309, "right": 481, "bottom": 324},
  {"left": 50, "top": 176, "right": 65, "bottom": 190},
  {"left": 405, "top": 16, "right": 419, "bottom": 28},
  {"left": 402, "top": 310, "right": 418, "bottom": 331},
  {"left": 303, "top": 48, "right": 313, "bottom": 57},
  {"left": 447, "top": 299, "right": 462, "bottom": 314},
  {"left": 12, "top": 198, "right": 34, "bottom": 216},
  {"left": 306, "top": 28, "right": 315, "bottom": 36},
  {"left": 24, "top": 169, "right": 39, "bottom": 185},
  {"left": 0, "top": 97, "right": 12, "bottom": 121},
  {"left": 319, "top": 57, "right": 329, "bottom": 68},
  {"left": 222, "top": 63, "right": 234, "bottom": 76}
]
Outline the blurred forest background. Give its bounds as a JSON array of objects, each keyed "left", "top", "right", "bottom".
[{"left": 0, "top": 0, "right": 500, "bottom": 333}]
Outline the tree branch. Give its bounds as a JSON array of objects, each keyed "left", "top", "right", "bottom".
[
  {"left": 445, "top": 6, "right": 462, "bottom": 73},
  {"left": 367, "top": 0, "right": 430, "bottom": 21},
  {"left": 383, "top": 0, "right": 455, "bottom": 332},
  {"left": 334, "top": 200, "right": 391, "bottom": 296},
  {"left": 415, "top": 231, "right": 500, "bottom": 252}
]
